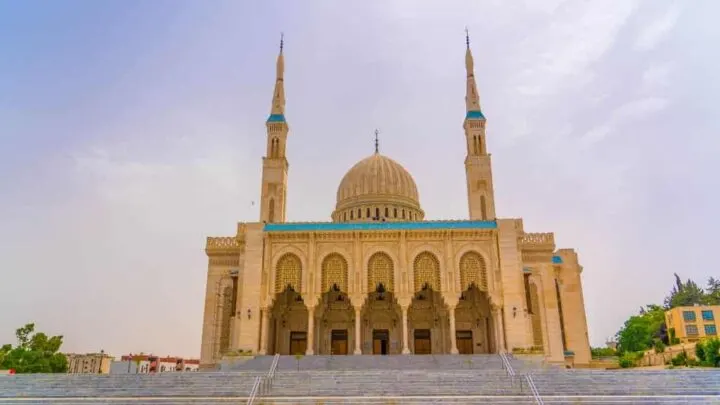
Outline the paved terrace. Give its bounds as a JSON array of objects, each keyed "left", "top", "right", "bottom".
[{"left": 0, "top": 354, "right": 718, "bottom": 404}]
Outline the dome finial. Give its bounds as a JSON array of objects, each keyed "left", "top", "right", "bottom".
[{"left": 374, "top": 129, "right": 380, "bottom": 154}]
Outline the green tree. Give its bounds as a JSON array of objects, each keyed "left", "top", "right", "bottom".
[
  {"left": 0, "top": 323, "right": 68, "bottom": 373},
  {"left": 664, "top": 273, "right": 706, "bottom": 308},
  {"left": 616, "top": 305, "right": 665, "bottom": 354},
  {"left": 706, "top": 277, "right": 720, "bottom": 305}
]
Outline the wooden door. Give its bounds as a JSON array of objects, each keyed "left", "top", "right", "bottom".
[
  {"left": 331, "top": 330, "right": 348, "bottom": 355},
  {"left": 372, "top": 330, "right": 389, "bottom": 355},
  {"left": 456, "top": 330, "right": 473, "bottom": 354},
  {"left": 414, "top": 329, "right": 432, "bottom": 355},
  {"left": 289, "top": 331, "right": 307, "bottom": 355}
]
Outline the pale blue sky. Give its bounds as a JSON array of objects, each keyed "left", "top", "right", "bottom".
[{"left": 1, "top": 0, "right": 718, "bottom": 358}]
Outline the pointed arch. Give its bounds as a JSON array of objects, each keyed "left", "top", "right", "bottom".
[
  {"left": 413, "top": 251, "right": 441, "bottom": 292},
  {"left": 275, "top": 253, "right": 302, "bottom": 293},
  {"left": 459, "top": 251, "right": 488, "bottom": 291},
  {"left": 367, "top": 252, "right": 394, "bottom": 292},
  {"left": 321, "top": 253, "right": 349, "bottom": 293}
]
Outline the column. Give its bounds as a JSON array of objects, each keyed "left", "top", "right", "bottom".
[
  {"left": 306, "top": 306, "right": 315, "bottom": 355},
  {"left": 449, "top": 305, "right": 458, "bottom": 354},
  {"left": 401, "top": 306, "right": 410, "bottom": 354},
  {"left": 259, "top": 308, "right": 270, "bottom": 355},
  {"left": 354, "top": 307, "right": 362, "bottom": 354},
  {"left": 494, "top": 307, "right": 506, "bottom": 352}
]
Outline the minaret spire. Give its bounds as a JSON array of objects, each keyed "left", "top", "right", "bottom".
[
  {"left": 465, "top": 29, "right": 482, "bottom": 115},
  {"left": 270, "top": 33, "right": 286, "bottom": 117}
]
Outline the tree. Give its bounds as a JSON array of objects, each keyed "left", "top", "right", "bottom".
[
  {"left": 0, "top": 323, "right": 68, "bottom": 373},
  {"left": 664, "top": 273, "right": 706, "bottom": 308},
  {"left": 616, "top": 305, "right": 666, "bottom": 354},
  {"left": 706, "top": 277, "right": 720, "bottom": 305}
]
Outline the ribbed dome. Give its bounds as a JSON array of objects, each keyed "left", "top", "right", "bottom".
[{"left": 332, "top": 153, "right": 424, "bottom": 222}]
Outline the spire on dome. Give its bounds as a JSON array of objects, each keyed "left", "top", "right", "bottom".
[
  {"left": 464, "top": 28, "right": 484, "bottom": 120},
  {"left": 374, "top": 129, "right": 380, "bottom": 154},
  {"left": 268, "top": 33, "right": 286, "bottom": 122}
]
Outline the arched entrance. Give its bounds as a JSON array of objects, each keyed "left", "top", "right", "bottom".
[
  {"left": 268, "top": 286, "right": 309, "bottom": 355},
  {"left": 455, "top": 283, "right": 494, "bottom": 354},
  {"left": 361, "top": 283, "right": 402, "bottom": 355},
  {"left": 314, "top": 285, "right": 356, "bottom": 355},
  {"left": 408, "top": 284, "right": 449, "bottom": 354}
]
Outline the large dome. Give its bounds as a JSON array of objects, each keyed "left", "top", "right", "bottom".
[{"left": 332, "top": 152, "right": 424, "bottom": 222}]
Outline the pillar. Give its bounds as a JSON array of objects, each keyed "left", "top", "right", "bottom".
[
  {"left": 306, "top": 306, "right": 315, "bottom": 355},
  {"left": 259, "top": 308, "right": 270, "bottom": 355},
  {"left": 354, "top": 307, "right": 362, "bottom": 354},
  {"left": 401, "top": 305, "right": 410, "bottom": 354},
  {"left": 449, "top": 305, "right": 458, "bottom": 354},
  {"left": 494, "top": 307, "right": 506, "bottom": 352}
]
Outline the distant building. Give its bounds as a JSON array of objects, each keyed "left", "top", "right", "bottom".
[
  {"left": 111, "top": 355, "right": 200, "bottom": 374},
  {"left": 665, "top": 304, "right": 719, "bottom": 343},
  {"left": 66, "top": 352, "right": 114, "bottom": 374}
]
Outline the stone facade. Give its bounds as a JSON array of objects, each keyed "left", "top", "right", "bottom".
[{"left": 200, "top": 35, "right": 592, "bottom": 368}]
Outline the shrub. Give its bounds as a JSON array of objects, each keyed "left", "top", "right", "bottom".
[{"left": 619, "top": 351, "right": 642, "bottom": 368}]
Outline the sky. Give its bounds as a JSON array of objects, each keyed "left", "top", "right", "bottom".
[{"left": 1, "top": 0, "right": 719, "bottom": 358}]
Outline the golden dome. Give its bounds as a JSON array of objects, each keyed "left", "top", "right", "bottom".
[{"left": 332, "top": 152, "right": 424, "bottom": 222}]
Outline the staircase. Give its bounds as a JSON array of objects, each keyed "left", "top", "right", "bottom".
[{"left": 1, "top": 354, "right": 718, "bottom": 404}]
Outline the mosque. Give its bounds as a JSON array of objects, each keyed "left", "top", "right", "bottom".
[{"left": 200, "top": 35, "right": 592, "bottom": 369}]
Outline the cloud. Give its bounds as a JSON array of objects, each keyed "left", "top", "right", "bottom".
[
  {"left": 635, "top": 6, "right": 681, "bottom": 51},
  {"left": 641, "top": 63, "right": 672, "bottom": 90}
]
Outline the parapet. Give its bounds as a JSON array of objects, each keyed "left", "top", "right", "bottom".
[{"left": 520, "top": 232, "right": 555, "bottom": 251}]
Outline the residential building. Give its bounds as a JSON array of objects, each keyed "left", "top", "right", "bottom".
[
  {"left": 665, "top": 304, "right": 719, "bottom": 343},
  {"left": 66, "top": 352, "right": 114, "bottom": 374}
]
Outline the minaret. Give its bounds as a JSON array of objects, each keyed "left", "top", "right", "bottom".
[
  {"left": 463, "top": 30, "right": 496, "bottom": 221},
  {"left": 259, "top": 34, "right": 289, "bottom": 223}
]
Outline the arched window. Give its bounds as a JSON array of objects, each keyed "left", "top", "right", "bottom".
[
  {"left": 366, "top": 208, "right": 370, "bottom": 218},
  {"left": 367, "top": 252, "right": 394, "bottom": 292},
  {"left": 321, "top": 253, "right": 348, "bottom": 292},
  {"left": 402, "top": 209, "right": 405, "bottom": 219},
  {"left": 350, "top": 210, "right": 354, "bottom": 220},
  {"left": 268, "top": 198, "right": 275, "bottom": 223},
  {"left": 480, "top": 195, "right": 487, "bottom": 220},
  {"left": 275, "top": 253, "right": 302, "bottom": 293},
  {"left": 413, "top": 251, "right": 441, "bottom": 291},
  {"left": 459, "top": 251, "right": 488, "bottom": 291},
  {"left": 358, "top": 209, "right": 361, "bottom": 218},
  {"left": 384, "top": 207, "right": 389, "bottom": 217},
  {"left": 375, "top": 208, "right": 380, "bottom": 219},
  {"left": 343, "top": 212, "right": 347, "bottom": 221},
  {"left": 394, "top": 208, "right": 397, "bottom": 218},
  {"left": 473, "top": 136, "right": 478, "bottom": 155}
]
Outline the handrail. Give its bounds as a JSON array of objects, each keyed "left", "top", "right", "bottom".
[
  {"left": 246, "top": 376, "right": 262, "bottom": 405},
  {"left": 525, "top": 374, "right": 544, "bottom": 405}
]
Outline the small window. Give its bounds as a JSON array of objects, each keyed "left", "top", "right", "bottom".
[
  {"left": 385, "top": 207, "right": 389, "bottom": 217},
  {"left": 350, "top": 210, "right": 354, "bottom": 220},
  {"left": 366, "top": 208, "right": 370, "bottom": 218},
  {"left": 343, "top": 212, "right": 347, "bottom": 221},
  {"left": 358, "top": 209, "right": 361, "bottom": 218},
  {"left": 394, "top": 208, "right": 397, "bottom": 218},
  {"left": 702, "top": 310, "right": 714, "bottom": 321},
  {"left": 375, "top": 208, "right": 380, "bottom": 218},
  {"left": 705, "top": 324, "right": 717, "bottom": 335},
  {"left": 683, "top": 311, "right": 696, "bottom": 322},
  {"left": 402, "top": 209, "right": 405, "bottom": 219},
  {"left": 686, "top": 325, "right": 699, "bottom": 335}
]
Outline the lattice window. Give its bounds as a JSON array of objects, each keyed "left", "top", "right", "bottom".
[
  {"left": 459, "top": 251, "right": 488, "bottom": 291},
  {"left": 367, "top": 252, "right": 394, "bottom": 292},
  {"left": 275, "top": 253, "right": 302, "bottom": 293},
  {"left": 413, "top": 251, "right": 440, "bottom": 291},
  {"left": 322, "top": 253, "right": 348, "bottom": 292}
]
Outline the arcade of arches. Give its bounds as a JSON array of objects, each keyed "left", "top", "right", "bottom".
[{"left": 264, "top": 251, "right": 499, "bottom": 355}]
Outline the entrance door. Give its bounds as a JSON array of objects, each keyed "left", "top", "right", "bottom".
[
  {"left": 414, "top": 329, "right": 432, "bottom": 354},
  {"left": 289, "top": 331, "right": 307, "bottom": 355},
  {"left": 372, "top": 329, "right": 389, "bottom": 355},
  {"left": 456, "top": 330, "right": 473, "bottom": 354},
  {"left": 331, "top": 329, "right": 348, "bottom": 355}
]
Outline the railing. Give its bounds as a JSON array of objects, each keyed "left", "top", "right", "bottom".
[
  {"left": 500, "top": 352, "right": 524, "bottom": 392},
  {"left": 246, "top": 376, "right": 262, "bottom": 405},
  {"left": 247, "top": 353, "right": 280, "bottom": 404},
  {"left": 525, "top": 374, "right": 544, "bottom": 405}
]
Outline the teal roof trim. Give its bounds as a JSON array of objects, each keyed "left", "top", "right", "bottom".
[
  {"left": 552, "top": 255, "right": 563, "bottom": 264},
  {"left": 523, "top": 267, "right": 532, "bottom": 273},
  {"left": 267, "top": 114, "right": 286, "bottom": 123},
  {"left": 466, "top": 110, "right": 485, "bottom": 120},
  {"left": 264, "top": 220, "right": 497, "bottom": 232}
]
